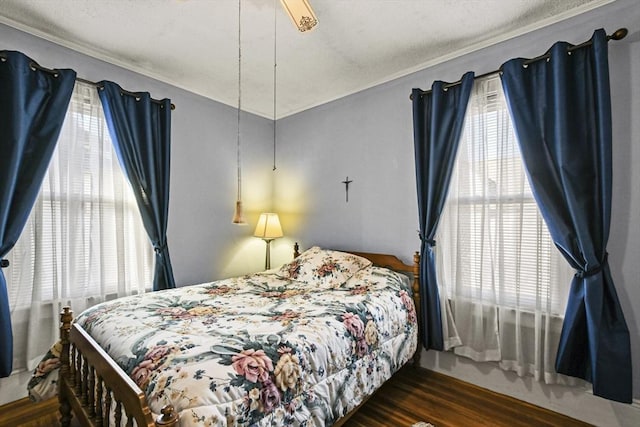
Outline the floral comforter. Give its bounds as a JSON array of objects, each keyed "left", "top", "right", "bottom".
[{"left": 74, "top": 266, "right": 417, "bottom": 426}]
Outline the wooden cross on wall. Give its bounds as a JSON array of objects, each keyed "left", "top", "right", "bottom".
[{"left": 342, "top": 176, "right": 353, "bottom": 202}]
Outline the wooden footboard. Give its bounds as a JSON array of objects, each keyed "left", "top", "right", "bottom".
[{"left": 58, "top": 307, "right": 178, "bottom": 427}]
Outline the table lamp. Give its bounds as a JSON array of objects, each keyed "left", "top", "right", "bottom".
[{"left": 254, "top": 213, "right": 283, "bottom": 269}]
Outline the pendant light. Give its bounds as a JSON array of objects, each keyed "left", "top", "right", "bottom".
[{"left": 232, "top": 0, "right": 246, "bottom": 224}]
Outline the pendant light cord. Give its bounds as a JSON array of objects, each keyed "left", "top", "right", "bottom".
[
  {"left": 272, "top": 0, "right": 278, "bottom": 171},
  {"left": 236, "top": 0, "right": 243, "bottom": 200}
]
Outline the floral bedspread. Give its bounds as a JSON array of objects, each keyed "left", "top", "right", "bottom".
[{"left": 75, "top": 266, "right": 417, "bottom": 426}]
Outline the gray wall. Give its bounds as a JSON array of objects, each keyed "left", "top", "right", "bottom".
[{"left": 275, "top": 0, "right": 639, "bottom": 424}]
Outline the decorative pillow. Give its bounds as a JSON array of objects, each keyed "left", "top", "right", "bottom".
[{"left": 276, "top": 246, "right": 373, "bottom": 288}]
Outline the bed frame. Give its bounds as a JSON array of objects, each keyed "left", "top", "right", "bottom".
[{"left": 58, "top": 244, "right": 422, "bottom": 426}]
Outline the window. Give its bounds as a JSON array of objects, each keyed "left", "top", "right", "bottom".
[
  {"left": 6, "top": 81, "right": 153, "bottom": 371},
  {"left": 437, "top": 76, "right": 572, "bottom": 316},
  {"left": 435, "top": 76, "right": 575, "bottom": 381}
]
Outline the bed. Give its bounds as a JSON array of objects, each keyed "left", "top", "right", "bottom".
[{"left": 57, "top": 244, "right": 421, "bottom": 426}]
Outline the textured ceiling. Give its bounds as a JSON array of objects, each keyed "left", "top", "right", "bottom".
[{"left": 0, "top": 0, "right": 612, "bottom": 118}]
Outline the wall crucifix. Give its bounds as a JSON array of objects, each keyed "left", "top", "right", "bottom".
[{"left": 342, "top": 176, "right": 353, "bottom": 202}]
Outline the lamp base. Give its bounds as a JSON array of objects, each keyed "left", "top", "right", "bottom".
[{"left": 263, "top": 239, "right": 274, "bottom": 270}]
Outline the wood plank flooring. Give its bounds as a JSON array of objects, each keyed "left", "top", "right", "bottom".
[
  {"left": 1, "top": 366, "right": 590, "bottom": 426},
  {"left": 0, "top": 396, "right": 60, "bottom": 427},
  {"left": 343, "top": 365, "right": 591, "bottom": 427}
]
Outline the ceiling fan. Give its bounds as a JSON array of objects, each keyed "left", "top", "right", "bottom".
[{"left": 280, "top": 0, "right": 318, "bottom": 32}]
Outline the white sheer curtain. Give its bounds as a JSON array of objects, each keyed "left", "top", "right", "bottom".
[
  {"left": 435, "top": 75, "right": 578, "bottom": 384},
  {"left": 5, "top": 81, "right": 153, "bottom": 373}
]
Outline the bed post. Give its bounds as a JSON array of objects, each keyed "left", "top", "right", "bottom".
[
  {"left": 59, "top": 306, "right": 73, "bottom": 427},
  {"left": 294, "top": 242, "right": 300, "bottom": 258},
  {"left": 412, "top": 252, "right": 422, "bottom": 367},
  {"left": 155, "top": 405, "right": 179, "bottom": 426}
]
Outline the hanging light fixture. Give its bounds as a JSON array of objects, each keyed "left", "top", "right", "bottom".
[
  {"left": 279, "top": 0, "right": 318, "bottom": 33},
  {"left": 232, "top": 0, "right": 246, "bottom": 224}
]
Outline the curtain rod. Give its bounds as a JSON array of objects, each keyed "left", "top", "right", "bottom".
[
  {"left": 24, "top": 61, "right": 176, "bottom": 110},
  {"left": 409, "top": 27, "right": 628, "bottom": 100}
]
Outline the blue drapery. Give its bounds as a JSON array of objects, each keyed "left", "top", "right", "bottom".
[
  {"left": 98, "top": 81, "right": 176, "bottom": 291},
  {"left": 500, "top": 29, "right": 631, "bottom": 403},
  {"left": 412, "top": 72, "right": 474, "bottom": 350},
  {"left": 0, "top": 51, "right": 76, "bottom": 377}
]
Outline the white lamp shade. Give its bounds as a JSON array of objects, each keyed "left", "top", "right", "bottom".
[
  {"left": 279, "top": 0, "right": 318, "bottom": 32},
  {"left": 254, "top": 213, "right": 283, "bottom": 239}
]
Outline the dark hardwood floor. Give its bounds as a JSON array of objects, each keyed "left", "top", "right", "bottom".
[
  {"left": 344, "top": 366, "right": 591, "bottom": 427},
  {"left": 0, "top": 396, "right": 60, "bottom": 427},
  {"left": 1, "top": 366, "right": 590, "bottom": 426}
]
